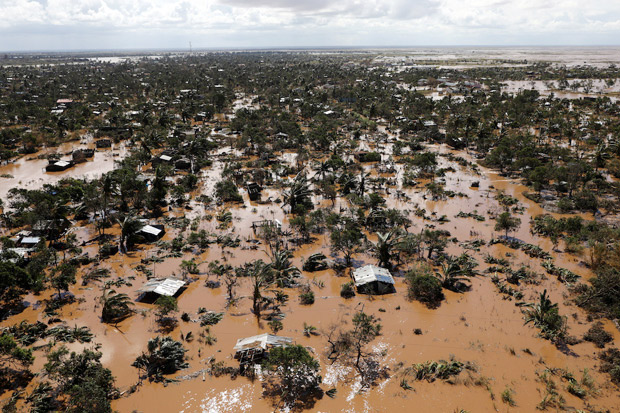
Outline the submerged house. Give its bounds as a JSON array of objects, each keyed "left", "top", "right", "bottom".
[
  {"left": 95, "top": 139, "right": 112, "bottom": 148},
  {"left": 45, "top": 160, "right": 74, "bottom": 172},
  {"left": 246, "top": 182, "right": 262, "bottom": 201},
  {"left": 32, "top": 219, "right": 71, "bottom": 240},
  {"left": 233, "top": 333, "right": 293, "bottom": 370},
  {"left": 72, "top": 148, "right": 95, "bottom": 163},
  {"left": 352, "top": 265, "right": 396, "bottom": 295},
  {"left": 138, "top": 224, "right": 165, "bottom": 242},
  {"left": 137, "top": 278, "right": 186, "bottom": 300}
]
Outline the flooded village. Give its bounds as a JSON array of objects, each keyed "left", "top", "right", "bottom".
[{"left": 1, "top": 48, "right": 620, "bottom": 412}]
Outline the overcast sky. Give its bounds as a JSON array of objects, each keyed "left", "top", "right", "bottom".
[{"left": 1, "top": 0, "right": 620, "bottom": 51}]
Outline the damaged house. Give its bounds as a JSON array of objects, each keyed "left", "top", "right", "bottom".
[{"left": 352, "top": 265, "right": 396, "bottom": 295}]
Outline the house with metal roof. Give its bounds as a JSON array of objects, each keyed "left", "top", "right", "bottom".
[
  {"left": 45, "top": 160, "right": 74, "bottom": 172},
  {"left": 352, "top": 265, "right": 396, "bottom": 295},
  {"left": 138, "top": 224, "right": 165, "bottom": 242},
  {"left": 137, "top": 278, "right": 186, "bottom": 299},
  {"left": 233, "top": 333, "right": 293, "bottom": 371}
]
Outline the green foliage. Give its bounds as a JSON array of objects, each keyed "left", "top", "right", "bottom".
[
  {"left": 50, "top": 262, "right": 77, "bottom": 297},
  {"left": 132, "top": 336, "right": 189, "bottom": 382},
  {"left": 575, "top": 267, "right": 620, "bottom": 320},
  {"left": 215, "top": 179, "right": 243, "bottom": 203},
  {"left": 599, "top": 347, "right": 620, "bottom": 384},
  {"left": 263, "top": 345, "right": 322, "bottom": 410},
  {"left": 268, "top": 319, "right": 283, "bottom": 334},
  {"left": 45, "top": 325, "right": 93, "bottom": 343},
  {"left": 405, "top": 264, "right": 444, "bottom": 308},
  {"left": 583, "top": 322, "right": 613, "bottom": 348},
  {"left": 154, "top": 296, "right": 178, "bottom": 320},
  {"left": 495, "top": 211, "right": 521, "bottom": 238},
  {"left": 523, "top": 290, "right": 566, "bottom": 342},
  {"left": 340, "top": 281, "right": 356, "bottom": 299},
  {"left": 100, "top": 290, "right": 134, "bottom": 323},
  {"left": 43, "top": 347, "right": 116, "bottom": 413},
  {"left": 501, "top": 387, "right": 516, "bottom": 406},
  {"left": 199, "top": 311, "right": 224, "bottom": 326},
  {"left": 300, "top": 289, "right": 315, "bottom": 305},
  {"left": 407, "top": 359, "right": 464, "bottom": 382}
]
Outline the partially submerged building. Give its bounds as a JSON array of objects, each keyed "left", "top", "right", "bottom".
[
  {"left": 137, "top": 278, "right": 186, "bottom": 300},
  {"left": 95, "top": 139, "right": 112, "bottom": 148},
  {"left": 246, "top": 182, "right": 262, "bottom": 201},
  {"left": 233, "top": 333, "right": 293, "bottom": 370},
  {"left": 138, "top": 224, "right": 165, "bottom": 242},
  {"left": 45, "top": 160, "right": 74, "bottom": 172},
  {"left": 352, "top": 265, "right": 396, "bottom": 295}
]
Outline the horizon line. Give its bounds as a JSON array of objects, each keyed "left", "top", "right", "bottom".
[{"left": 3, "top": 44, "right": 620, "bottom": 55}]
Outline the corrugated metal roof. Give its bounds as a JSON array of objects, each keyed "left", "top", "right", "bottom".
[
  {"left": 160, "top": 155, "right": 172, "bottom": 162},
  {"left": 55, "top": 161, "right": 70, "bottom": 167},
  {"left": 140, "top": 225, "right": 162, "bottom": 236},
  {"left": 352, "top": 265, "right": 395, "bottom": 286},
  {"left": 233, "top": 333, "right": 292, "bottom": 351},
  {"left": 20, "top": 237, "right": 41, "bottom": 244},
  {"left": 138, "top": 278, "right": 186, "bottom": 296}
]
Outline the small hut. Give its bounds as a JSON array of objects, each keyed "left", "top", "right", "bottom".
[
  {"left": 233, "top": 334, "right": 293, "bottom": 371},
  {"left": 95, "top": 139, "right": 112, "bottom": 148},
  {"left": 137, "top": 278, "right": 186, "bottom": 300},
  {"left": 246, "top": 182, "right": 262, "bottom": 201},
  {"left": 352, "top": 265, "right": 396, "bottom": 295},
  {"left": 138, "top": 224, "right": 165, "bottom": 242},
  {"left": 45, "top": 160, "right": 74, "bottom": 172}
]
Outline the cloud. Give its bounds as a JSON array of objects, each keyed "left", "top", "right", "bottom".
[{"left": 0, "top": 0, "right": 619, "bottom": 50}]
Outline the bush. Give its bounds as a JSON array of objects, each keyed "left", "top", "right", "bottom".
[
  {"left": 340, "top": 282, "right": 356, "bottom": 299},
  {"left": 300, "top": 291, "right": 315, "bottom": 305},
  {"left": 599, "top": 347, "right": 620, "bottom": 384},
  {"left": 583, "top": 322, "right": 613, "bottom": 348},
  {"left": 132, "top": 336, "right": 188, "bottom": 382},
  {"left": 215, "top": 179, "right": 243, "bottom": 203},
  {"left": 557, "top": 197, "right": 574, "bottom": 213},
  {"left": 405, "top": 265, "right": 444, "bottom": 308},
  {"left": 573, "top": 191, "right": 598, "bottom": 212}
]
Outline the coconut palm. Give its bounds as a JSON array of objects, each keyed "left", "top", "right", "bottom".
[
  {"left": 270, "top": 248, "right": 300, "bottom": 288},
  {"left": 117, "top": 215, "right": 144, "bottom": 254},
  {"left": 246, "top": 259, "right": 273, "bottom": 317},
  {"left": 436, "top": 255, "right": 472, "bottom": 292},
  {"left": 100, "top": 289, "right": 134, "bottom": 323},
  {"left": 282, "top": 173, "right": 313, "bottom": 214},
  {"left": 372, "top": 229, "right": 404, "bottom": 269}
]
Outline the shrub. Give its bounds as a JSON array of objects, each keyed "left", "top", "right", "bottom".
[
  {"left": 340, "top": 282, "right": 356, "bottom": 299},
  {"left": 599, "top": 347, "right": 620, "bottom": 384},
  {"left": 583, "top": 322, "right": 613, "bottom": 348},
  {"left": 300, "top": 291, "right": 315, "bottom": 305},
  {"left": 405, "top": 264, "right": 444, "bottom": 308},
  {"left": 215, "top": 179, "right": 243, "bottom": 203},
  {"left": 132, "top": 336, "right": 188, "bottom": 382}
]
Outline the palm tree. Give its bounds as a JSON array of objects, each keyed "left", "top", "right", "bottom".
[
  {"left": 99, "top": 174, "right": 116, "bottom": 222},
  {"left": 523, "top": 289, "right": 566, "bottom": 340},
  {"left": 436, "top": 255, "right": 472, "bottom": 292},
  {"left": 117, "top": 215, "right": 144, "bottom": 254},
  {"left": 247, "top": 260, "right": 273, "bottom": 318},
  {"left": 270, "top": 248, "right": 300, "bottom": 288},
  {"left": 373, "top": 230, "right": 404, "bottom": 269},
  {"left": 282, "top": 173, "right": 313, "bottom": 214},
  {"left": 100, "top": 289, "right": 134, "bottom": 323}
]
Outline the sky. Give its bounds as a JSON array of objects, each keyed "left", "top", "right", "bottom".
[{"left": 1, "top": 0, "right": 620, "bottom": 51}]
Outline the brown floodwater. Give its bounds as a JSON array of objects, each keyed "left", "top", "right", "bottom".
[
  {"left": 1, "top": 139, "right": 619, "bottom": 412},
  {"left": 0, "top": 139, "right": 129, "bottom": 202}
]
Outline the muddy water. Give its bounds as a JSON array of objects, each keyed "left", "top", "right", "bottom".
[
  {"left": 0, "top": 139, "right": 129, "bottom": 202},
  {"left": 1, "top": 141, "right": 619, "bottom": 412}
]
